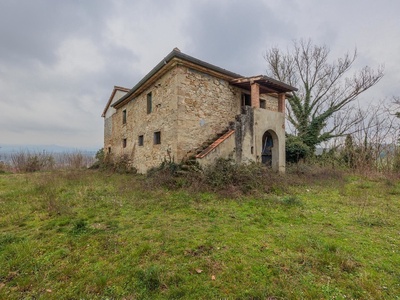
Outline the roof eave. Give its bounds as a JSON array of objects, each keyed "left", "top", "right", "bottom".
[
  {"left": 101, "top": 86, "right": 130, "bottom": 117},
  {"left": 112, "top": 49, "right": 245, "bottom": 109},
  {"left": 230, "top": 75, "right": 297, "bottom": 93}
]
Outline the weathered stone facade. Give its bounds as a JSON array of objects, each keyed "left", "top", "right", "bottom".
[
  {"left": 103, "top": 87, "right": 130, "bottom": 154},
  {"left": 106, "top": 67, "right": 180, "bottom": 173},
  {"left": 102, "top": 49, "right": 296, "bottom": 173},
  {"left": 176, "top": 66, "right": 242, "bottom": 159}
]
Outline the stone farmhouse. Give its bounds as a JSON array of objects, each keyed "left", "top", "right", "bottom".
[{"left": 102, "top": 48, "right": 297, "bottom": 173}]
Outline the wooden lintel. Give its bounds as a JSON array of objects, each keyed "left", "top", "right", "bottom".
[{"left": 231, "top": 75, "right": 264, "bottom": 84}]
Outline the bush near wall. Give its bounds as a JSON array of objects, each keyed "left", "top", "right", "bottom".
[{"left": 285, "top": 135, "right": 311, "bottom": 163}]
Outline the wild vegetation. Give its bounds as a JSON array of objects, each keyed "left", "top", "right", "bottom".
[
  {"left": 263, "top": 39, "right": 400, "bottom": 175},
  {"left": 0, "top": 151, "right": 95, "bottom": 173},
  {"left": 265, "top": 39, "right": 384, "bottom": 152},
  {"left": 0, "top": 155, "right": 399, "bottom": 299}
]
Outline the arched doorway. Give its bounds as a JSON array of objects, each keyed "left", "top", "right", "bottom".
[
  {"left": 262, "top": 130, "right": 279, "bottom": 168},
  {"left": 262, "top": 131, "right": 273, "bottom": 166}
]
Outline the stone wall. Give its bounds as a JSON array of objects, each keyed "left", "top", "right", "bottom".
[
  {"left": 104, "top": 90, "right": 128, "bottom": 152},
  {"left": 261, "top": 94, "right": 279, "bottom": 111},
  {"left": 107, "top": 67, "right": 180, "bottom": 173},
  {"left": 197, "top": 132, "right": 236, "bottom": 168},
  {"left": 253, "top": 108, "right": 286, "bottom": 172},
  {"left": 176, "top": 66, "right": 242, "bottom": 159},
  {"left": 234, "top": 106, "right": 255, "bottom": 164},
  {"left": 104, "top": 118, "right": 112, "bottom": 148}
]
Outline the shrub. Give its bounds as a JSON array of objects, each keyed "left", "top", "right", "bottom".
[
  {"left": 89, "top": 148, "right": 110, "bottom": 170},
  {"left": 0, "top": 161, "right": 10, "bottom": 174},
  {"left": 65, "top": 152, "right": 84, "bottom": 169},
  {"left": 113, "top": 154, "right": 137, "bottom": 174},
  {"left": 203, "top": 158, "right": 284, "bottom": 195},
  {"left": 91, "top": 149, "right": 136, "bottom": 173},
  {"left": 281, "top": 195, "right": 302, "bottom": 206},
  {"left": 57, "top": 152, "right": 95, "bottom": 169},
  {"left": 147, "top": 159, "right": 182, "bottom": 177},
  {"left": 203, "top": 158, "right": 237, "bottom": 188},
  {"left": 286, "top": 135, "right": 311, "bottom": 163},
  {"left": 393, "top": 149, "right": 400, "bottom": 173},
  {"left": 146, "top": 159, "right": 195, "bottom": 190},
  {"left": 146, "top": 158, "right": 280, "bottom": 194},
  {"left": 11, "top": 151, "right": 55, "bottom": 172}
]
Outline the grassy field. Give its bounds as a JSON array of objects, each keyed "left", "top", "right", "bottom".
[{"left": 0, "top": 169, "right": 399, "bottom": 299}]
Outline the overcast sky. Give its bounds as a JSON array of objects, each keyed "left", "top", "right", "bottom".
[{"left": 1, "top": 0, "right": 399, "bottom": 149}]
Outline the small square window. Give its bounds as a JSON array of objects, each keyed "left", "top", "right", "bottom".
[
  {"left": 122, "top": 109, "right": 127, "bottom": 124},
  {"left": 154, "top": 131, "right": 161, "bottom": 145},
  {"left": 242, "top": 93, "right": 251, "bottom": 106},
  {"left": 147, "top": 92, "right": 152, "bottom": 114},
  {"left": 138, "top": 135, "right": 144, "bottom": 146},
  {"left": 260, "top": 99, "right": 266, "bottom": 109},
  {"left": 122, "top": 138, "right": 127, "bottom": 148}
]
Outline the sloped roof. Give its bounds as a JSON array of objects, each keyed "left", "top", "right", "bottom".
[
  {"left": 230, "top": 75, "right": 297, "bottom": 94},
  {"left": 101, "top": 86, "right": 130, "bottom": 117},
  {"left": 112, "top": 48, "right": 297, "bottom": 109}
]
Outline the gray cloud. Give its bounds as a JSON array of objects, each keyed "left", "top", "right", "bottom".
[
  {"left": 0, "top": 1, "right": 112, "bottom": 67},
  {"left": 183, "top": 0, "right": 294, "bottom": 76},
  {"left": 0, "top": 0, "right": 399, "bottom": 148}
]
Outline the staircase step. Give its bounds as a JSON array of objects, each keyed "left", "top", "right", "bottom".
[
  {"left": 185, "top": 124, "right": 235, "bottom": 161},
  {"left": 196, "top": 129, "right": 235, "bottom": 159},
  {"left": 180, "top": 165, "right": 190, "bottom": 171}
]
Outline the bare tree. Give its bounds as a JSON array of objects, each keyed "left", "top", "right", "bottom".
[
  {"left": 265, "top": 39, "right": 384, "bottom": 151},
  {"left": 394, "top": 96, "right": 400, "bottom": 118},
  {"left": 336, "top": 103, "right": 398, "bottom": 172}
]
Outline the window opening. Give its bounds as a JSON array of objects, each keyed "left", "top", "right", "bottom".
[
  {"left": 122, "top": 109, "right": 127, "bottom": 124},
  {"left": 138, "top": 135, "right": 144, "bottom": 146},
  {"left": 242, "top": 93, "right": 251, "bottom": 106},
  {"left": 154, "top": 131, "right": 161, "bottom": 144},
  {"left": 147, "top": 92, "right": 152, "bottom": 114},
  {"left": 123, "top": 138, "right": 127, "bottom": 148}
]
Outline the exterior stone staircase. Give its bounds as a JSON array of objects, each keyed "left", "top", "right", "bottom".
[
  {"left": 195, "top": 128, "right": 235, "bottom": 159},
  {"left": 180, "top": 124, "right": 235, "bottom": 172},
  {"left": 181, "top": 107, "right": 254, "bottom": 172}
]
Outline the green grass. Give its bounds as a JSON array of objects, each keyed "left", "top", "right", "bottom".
[{"left": 0, "top": 170, "right": 399, "bottom": 299}]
